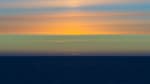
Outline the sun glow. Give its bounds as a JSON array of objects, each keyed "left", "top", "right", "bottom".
[
  {"left": 46, "top": 21, "right": 95, "bottom": 35},
  {"left": 66, "top": 0, "right": 81, "bottom": 7},
  {"left": 37, "top": 21, "right": 118, "bottom": 35}
]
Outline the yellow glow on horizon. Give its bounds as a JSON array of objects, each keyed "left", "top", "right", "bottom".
[
  {"left": 0, "top": 19, "right": 146, "bottom": 35},
  {"left": 43, "top": 21, "right": 96, "bottom": 35},
  {"left": 0, "top": 11, "right": 149, "bottom": 35},
  {"left": 14, "top": 20, "right": 113, "bottom": 35}
]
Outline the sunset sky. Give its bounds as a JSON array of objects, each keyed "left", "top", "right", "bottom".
[
  {"left": 0, "top": 0, "right": 150, "bottom": 55},
  {"left": 0, "top": 0, "right": 149, "bottom": 35}
]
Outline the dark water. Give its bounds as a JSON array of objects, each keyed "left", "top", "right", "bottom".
[{"left": 0, "top": 56, "right": 150, "bottom": 84}]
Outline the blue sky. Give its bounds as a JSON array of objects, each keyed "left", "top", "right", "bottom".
[{"left": 0, "top": 1, "right": 150, "bottom": 15}]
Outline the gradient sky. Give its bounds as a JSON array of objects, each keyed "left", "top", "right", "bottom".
[
  {"left": 0, "top": 0, "right": 150, "bottom": 55},
  {"left": 0, "top": 0, "right": 150, "bottom": 35}
]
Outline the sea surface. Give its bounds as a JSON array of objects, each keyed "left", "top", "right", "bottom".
[{"left": 0, "top": 56, "right": 150, "bottom": 84}]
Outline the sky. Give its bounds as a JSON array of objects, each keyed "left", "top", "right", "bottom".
[
  {"left": 0, "top": 0, "right": 150, "bottom": 55},
  {"left": 0, "top": 0, "right": 150, "bottom": 35}
]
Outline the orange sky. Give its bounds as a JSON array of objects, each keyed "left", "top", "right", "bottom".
[{"left": 0, "top": 11, "right": 149, "bottom": 35}]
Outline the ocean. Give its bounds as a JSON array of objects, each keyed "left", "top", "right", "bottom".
[{"left": 0, "top": 56, "right": 150, "bottom": 84}]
